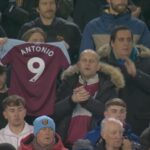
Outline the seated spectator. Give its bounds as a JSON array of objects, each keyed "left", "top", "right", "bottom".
[
  {"left": 0, "top": 143, "right": 15, "bottom": 150},
  {"left": 21, "top": 27, "right": 47, "bottom": 42},
  {"left": 95, "top": 118, "right": 134, "bottom": 150},
  {"left": 0, "top": 95, "right": 33, "bottom": 149},
  {"left": 140, "top": 126, "right": 150, "bottom": 150},
  {"left": 85, "top": 98, "right": 140, "bottom": 147},
  {"left": 19, "top": 115, "right": 68, "bottom": 150},
  {"left": 54, "top": 50, "right": 124, "bottom": 149},
  {"left": 0, "top": 65, "right": 8, "bottom": 129},
  {"left": 18, "top": 0, "right": 81, "bottom": 64},
  {"left": 0, "top": 28, "right": 70, "bottom": 124},
  {"left": 80, "top": 0, "right": 150, "bottom": 52},
  {"left": 98, "top": 25, "right": 150, "bottom": 135}
]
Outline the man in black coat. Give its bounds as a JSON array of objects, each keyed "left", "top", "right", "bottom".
[
  {"left": 54, "top": 49, "right": 124, "bottom": 149},
  {"left": 97, "top": 26, "right": 150, "bottom": 135},
  {"left": 18, "top": 0, "right": 81, "bottom": 64}
]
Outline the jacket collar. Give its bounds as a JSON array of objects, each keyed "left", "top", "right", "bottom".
[{"left": 61, "top": 63, "right": 125, "bottom": 89}]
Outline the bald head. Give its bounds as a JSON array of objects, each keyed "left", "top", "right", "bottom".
[
  {"left": 79, "top": 49, "right": 100, "bottom": 62},
  {"left": 78, "top": 49, "right": 100, "bottom": 79}
]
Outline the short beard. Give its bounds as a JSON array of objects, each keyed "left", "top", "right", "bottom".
[{"left": 110, "top": 3, "right": 128, "bottom": 14}]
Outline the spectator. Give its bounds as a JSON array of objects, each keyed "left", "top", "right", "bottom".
[
  {"left": 19, "top": 115, "right": 68, "bottom": 150},
  {"left": 18, "top": 0, "right": 81, "bottom": 64},
  {"left": 95, "top": 118, "right": 133, "bottom": 150},
  {"left": 140, "top": 126, "right": 150, "bottom": 150},
  {"left": 0, "top": 95, "right": 33, "bottom": 149},
  {"left": 21, "top": 27, "right": 47, "bottom": 42},
  {"left": 97, "top": 26, "right": 150, "bottom": 135},
  {"left": 54, "top": 50, "right": 124, "bottom": 149},
  {"left": 85, "top": 98, "right": 140, "bottom": 147},
  {"left": 80, "top": 0, "right": 150, "bottom": 52},
  {"left": 0, "top": 30, "right": 70, "bottom": 124},
  {"left": 0, "top": 65, "right": 8, "bottom": 129},
  {"left": 0, "top": 143, "right": 15, "bottom": 150}
]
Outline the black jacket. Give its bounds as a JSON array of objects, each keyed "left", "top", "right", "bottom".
[
  {"left": 54, "top": 63, "right": 124, "bottom": 143},
  {"left": 18, "top": 17, "right": 81, "bottom": 64},
  {"left": 98, "top": 44, "right": 150, "bottom": 135}
]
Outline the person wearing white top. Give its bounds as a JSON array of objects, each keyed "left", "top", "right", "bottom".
[{"left": 0, "top": 95, "right": 33, "bottom": 149}]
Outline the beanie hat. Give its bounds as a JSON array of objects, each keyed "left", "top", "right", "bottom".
[
  {"left": 0, "top": 143, "right": 16, "bottom": 150},
  {"left": 33, "top": 115, "right": 55, "bottom": 135}
]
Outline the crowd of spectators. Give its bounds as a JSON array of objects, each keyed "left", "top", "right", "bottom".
[{"left": 0, "top": 0, "right": 150, "bottom": 150}]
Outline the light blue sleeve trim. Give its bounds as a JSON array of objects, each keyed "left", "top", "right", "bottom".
[
  {"left": 47, "top": 41, "right": 71, "bottom": 64},
  {"left": 0, "top": 39, "right": 25, "bottom": 58}
]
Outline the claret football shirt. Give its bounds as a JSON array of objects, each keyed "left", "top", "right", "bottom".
[{"left": 1, "top": 42, "right": 70, "bottom": 116}]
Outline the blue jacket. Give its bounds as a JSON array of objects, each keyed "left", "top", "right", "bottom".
[
  {"left": 80, "top": 10, "right": 150, "bottom": 51},
  {"left": 85, "top": 122, "right": 140, "bottom": 146}
]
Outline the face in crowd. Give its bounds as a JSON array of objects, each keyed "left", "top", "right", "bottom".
[
  {"left": 37, "top": 0, "right": 56, "bottom": 20},
  {"left": 78, "top": 50, "right": 100, "bottom": 80},
  {"left": 3, "top": 101, "right": 26, "bottom": 128},
  {"left": 28, "top": 32, "right": 46, "bottom": 42},
  {"left": 101, "top": 118, "right": 124, "bottom": 149},
  {"left": 107, "top": 0, "right": 128, "bottom": 14},
  {"left": 36, "top": 128, "right": 55, "bottom": 147},
  {"left": 104, "top": 104, "right": 126, "bottom": 123},
  {"left": 111, "top": 29, "right": 133, "bottom": 59}
]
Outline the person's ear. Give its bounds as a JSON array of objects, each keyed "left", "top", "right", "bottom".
[
  {"left": 77, "top": 61, "right": 80, "bottom": 68},
  {"left": 101, "top": 131, "right": 106, "bottom": 140},
  {"left": 36, "top": 7, "right": 40, "bottom": 13},
  {"left": 104, "top": 111, "right": 108, "bottom": 118},
  {"left": 3, "top": 111, "right": 8, "bottom": 119}
]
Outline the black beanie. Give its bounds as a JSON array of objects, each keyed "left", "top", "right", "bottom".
[{"left": 0, "top": 143, "right": 16, "bottom": 150}]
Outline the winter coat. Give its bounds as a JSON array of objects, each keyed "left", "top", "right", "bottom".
[
  {"left": 80, "top": 9, "right": 150, "bottom": 51},
  {"left": 98, "top": 44, "right": 150, "bottom": 135},
  {"left": 54, "top": 63, "right": 124, "bottom": 143},
  {"left": 19, "top": 133, "right": 68, "bottom": 150},
  {"left": 85, "top": 123, "right": 140, "bottom": 146}
]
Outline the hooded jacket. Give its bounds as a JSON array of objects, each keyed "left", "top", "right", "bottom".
[
  {"left": 19, "top": 133, "right": 68, "bottom": 150},
  {"left": 80, "top": 9, "right": 150, "bottom": 51},
  {"left": 97, "top": 44, "right": 150, "bottom": 135},
  {"left": 54, "top": 63, "right": 124, "bottom": 144}
]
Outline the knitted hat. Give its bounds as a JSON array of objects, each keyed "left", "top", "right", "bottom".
[
  {"left": 0, "top": 143, "right": 16, "bottom": 150},
  {"left": 33, "top": 115, "right": 55, "bottom": 135}
]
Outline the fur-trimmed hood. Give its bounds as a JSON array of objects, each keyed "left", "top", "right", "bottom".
[
  {"left": 97, "top": 44, "right": 150, "bottom": 59},
  {"left": 61, "top": 63, "right": 125, "bottom": 89}
]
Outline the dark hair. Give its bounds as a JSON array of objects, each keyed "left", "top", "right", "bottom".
[
  {"left": 0, "top": 143, "right": 15, "bottom": 150},
  {"left": 105, "top": 98, "right": 126, "bottom": 110},
  {"left": 0, "top": 65, "right": 7, "bottom": 75},
  {"left": 21, "top": 27, "right": 47, "bottom": 42},
  {"left": 35, "top": 0, "right": 56, "bottom": 8},
  {"left": 110, "top": 26, "right": 133, "bottom": 44},
  {"left": 2, "top": 95, "right": 26, "bottom": 111}
]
